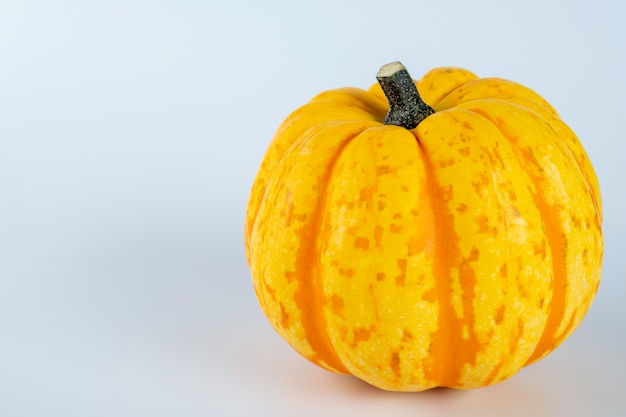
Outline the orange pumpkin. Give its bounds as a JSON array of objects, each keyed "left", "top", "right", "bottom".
[{"left": 244, "top": 62, "right": 603, "bottom": 391}]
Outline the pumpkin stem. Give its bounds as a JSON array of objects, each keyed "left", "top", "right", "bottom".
[{"left": 376, "top": 62, "right": 434, "bottom": 129}]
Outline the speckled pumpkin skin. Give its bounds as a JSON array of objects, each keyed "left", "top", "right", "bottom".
[{"left": 244, "top": 67, "right": 603, "bottom": 391}]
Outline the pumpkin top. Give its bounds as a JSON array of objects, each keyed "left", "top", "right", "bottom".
[{"left": 375, "top": 61, "right": 435, "bottom": 129}]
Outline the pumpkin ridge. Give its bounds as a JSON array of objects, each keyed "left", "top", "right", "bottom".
[
  {"left": 456, "top": 108, "right": 562, "bottom": 384},
  {"left": 435, "top": 78, "right": 559, "bottom": 117},
  {"left": 461, "top": 107, "right": 569, "bottom": 363},
  {"left": 530, "top": 111, "right": 602, "bottom": 225},
  {"left": 413, "top": 127, "right": 463, "bottom": 386},
  {"left": 429, "top": 81, "right": 478, "bottom": 111},
  {"left": 520, "top": 115, "right": 601, "bottom": 361},
  {"left": 289, "top": 124, "right": 374, "bottom": 373},
  {"left": 245, "top": 115, "right": 377, "bottom": 259},
  {"left": 249, "top": 120, "right": 378, "bottom": 373},
  {"left": 422, "top": 110, "right": 515, "bottom": 387},
  {"left": 315, "top": 126, "right": 441, "bottom": 390},
  {"left": 540, "top": 117, "right": 603, "bottom": 223},
  {"left": 415, "top": 67, "right": 479, "bottom": 109},
  {"left": 310, "top": 87, "right": 388, "bottom": 118},
  {"left": 524, "top": 193, "right": 568, "bottom": 363},
  {"left": 244, "top": 104, "right": 385, "bottom": 260}
]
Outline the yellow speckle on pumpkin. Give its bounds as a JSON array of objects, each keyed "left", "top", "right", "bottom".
[
  {"left": 495, "top": 305, "right": 505, "bottom": 325},
  {"left": 279, "top": 303, "right": 290, "bottom": 329},
  {"left": 339, "top": 268, "right": 355, "bottom": 278},
  {"left": 377, "top": 165, "right": 396, "bottom": 175},
  {"left": 397, "top": 259, "right": 407, "bottom": 271},
  {"left": 402, "top": 328, "right": 413, "bottom": 342},
  {"left": 475, "top": 215, "right": 496, "bottom": 235},
  {"left": 440, "top": 158, "right": 456, "bottom": 168},
  {"left": 354, "top": 237, "right": 370, "bottom": 249},
  {"left": 390, "top": 351, "right": 401, "bottom": 379},
  {"left": 360, "top": 185, "right": 375, "bottom": 200},
  {"left": 284, "top": 270, "right": 297, "bottom": 283},
  {"left": 471, "top": 172, "right": 489, "bottom": 196},
  {"left": 442, "top": 184, "right": 454, "bottom": 201},
  {"left": 374, "top": 225, "right": 384, "bottom": 247},
  {"left": 330, "top": 295, "right": 344, "bottom": 316},
  {"left": 408, "top": 235, "right": 422, "bottom": 256},
  {"left": 353, "top": 326, "right": 376, "bottom": 344},
  {"left": 534, "top": 240, "right": 547, "bottom": 258}
]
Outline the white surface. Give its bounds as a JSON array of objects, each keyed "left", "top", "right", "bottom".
[{"left": 1, "top": 1, "right": 625, "bottom": 416}]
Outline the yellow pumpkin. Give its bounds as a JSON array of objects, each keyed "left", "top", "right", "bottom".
[{"left": 244, "top": 62, "right": 603, "bottom": 391}]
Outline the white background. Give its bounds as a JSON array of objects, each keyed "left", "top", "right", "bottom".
[{"left": 1, "top": 1, "right": 625, "bottom": 416}]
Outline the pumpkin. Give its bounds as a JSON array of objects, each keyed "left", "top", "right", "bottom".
[{"left": 244, "top": 62, "right": 603, "bottom": 391}]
